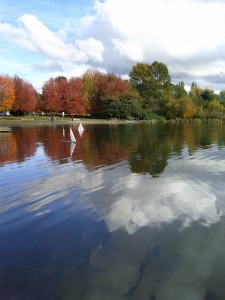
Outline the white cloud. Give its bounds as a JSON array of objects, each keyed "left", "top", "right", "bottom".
[
  {"left": 18, "top": 14, "right": 87, "bottom": 62},
  {"left": 1, "top": 0, "right": 225, "bottom": 91},
  {"left": 76, "top": 0, "right": 225, "bottom": 89},
  {"left": 0, "top": 22, "right": 36, "bottom": 51},
  {"left": 75, "top": 37, "right": 104, "bottom": 62},
  {"left": 1, "top": 14, "right": 104, "bottom": 65},
  {"left": 112, "top": 39, "right": 144, "bottom": 61}
]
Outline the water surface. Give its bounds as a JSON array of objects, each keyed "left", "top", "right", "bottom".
[{"left": 1, "top": 123, "right": 225, "bottom": 299}]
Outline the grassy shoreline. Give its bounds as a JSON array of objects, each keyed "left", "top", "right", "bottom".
[
  {"left": 1, "top": 115, "right": 225, "bottom": 126},
  {"left": 0, "top": 116, "right": 134, "bottom": 126}
]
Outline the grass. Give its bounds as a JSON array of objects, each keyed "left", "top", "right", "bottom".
[{"left": 0, "top": 115, "right": 127, "bottom": 125}]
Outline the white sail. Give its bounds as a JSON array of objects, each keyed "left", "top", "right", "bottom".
[
  {"left": 78, "top": 123, "right": 84, "bottom": 137},
  {"left": 70, "top": 127, "right": 76, "bottom": 143},
  {"left": 78, "top": 123, "right": 84, "bottom": 132},
  {"left": 78, "top": 123, "right": 84, "bottom": 136},
  {"left": 70, "top": 142, "right": 76, "bottom": 157}
]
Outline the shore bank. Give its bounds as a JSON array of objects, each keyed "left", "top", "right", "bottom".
[{"left": 0, "top": 116, "right": 136, "bottom": 126}]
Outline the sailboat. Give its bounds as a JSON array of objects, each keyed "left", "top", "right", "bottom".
[
  {"left": 70, "top": 127, "right": 76, "bottom": 143},
  {"left": 70, "top": 142, "right": 76, "bottom": 157},
  {"left": 78, "top": 123, "right": 84, "bottom": 136}
]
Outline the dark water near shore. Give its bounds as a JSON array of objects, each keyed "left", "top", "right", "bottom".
[{"left": 1, "top": 123, "right": 225, "bottom": 300}]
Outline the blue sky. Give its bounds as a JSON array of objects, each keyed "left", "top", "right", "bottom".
[{"left": 1, "top": 0, "right": 225, "bottom": 92}]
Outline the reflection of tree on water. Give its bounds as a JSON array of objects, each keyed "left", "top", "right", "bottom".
[
  {"left": 2, "top": 123, "right": 225, "bottom": 171},
  {"left": 129, "top": 145, "right": 169, "bottom": 176},
  {"left": 128, "top": 124, "right": 183, "bottom": 176},
  {"left": 128, "top": 124, "right": 225, "bottom": 176}
]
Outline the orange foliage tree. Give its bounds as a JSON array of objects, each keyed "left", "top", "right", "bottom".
[
  {"left": 181, "top": 96, "right": 198, "bottom": 118},
  {"left": 0, "top": 75, "right": 15, "bottom": 112}
]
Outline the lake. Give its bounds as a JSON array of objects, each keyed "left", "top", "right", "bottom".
[{"left": 1, "top": 122, "right": 225, "bottom": 300}]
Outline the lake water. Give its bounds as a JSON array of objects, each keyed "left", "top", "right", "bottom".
[{"left": 1, "top": 122, "right": 225, "bottom": 300}]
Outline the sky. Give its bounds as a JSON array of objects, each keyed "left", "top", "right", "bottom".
[{"left": 1, "top": 0, "right": 225, "bottom": 93}]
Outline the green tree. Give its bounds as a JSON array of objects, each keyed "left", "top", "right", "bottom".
[
  {"left": 102, "top": 92, "right": 142, "bottom": 119},
  {"left": 219, "top": 90, "right": 225, "bottom": 105},
  {"left": 207, "top": 100, "right": 224, "bottom": 117},
  {"left": 129, "top": 61, "right": 171, "bottom": 111},
  {"left": 172, "top": 81, "right": 187, "bottom": 99},
  {"left": 200, "top": 88, "right": 217, "bottom": 104},
  {"left": 189, "top": 82, "right": 203, "bottom": 107}
]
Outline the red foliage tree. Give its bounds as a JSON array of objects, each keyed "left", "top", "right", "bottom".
[
  {"left": 67, "top": 77, "right": 86, "bottom": 115},
  {"left": 55, "top": 77, "right": 70, "bottom": 112},
  {"left": 12, "top": 75, "right": 37, "bottom": 113},
  {"left": 83, "top": 71, "right": 130, "bottom": 116},
  {"left": 41, "top": 78, "right": 59, "bottom": 112},
  {"left": 106, "top": 73, "right": 130, "bottom": 96}
]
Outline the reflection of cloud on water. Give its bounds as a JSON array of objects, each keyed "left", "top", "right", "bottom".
[
  {"left": 25, "top": 163, "right": 104, "bottom": 216},
  {"left": 79, "top": 149, "right": 225, "bottom": 300},
  {"left": 85, "top": 152, "right": 225, "bottom": 234},
  {"left": 104, "top": 177, "right": 219, "bottom": 234},
  {"left": 8, "top": 146, "right": 225, "bottom": 299},
  {"left": 23, "top": 146, "right": 225, "bottom": 233}
]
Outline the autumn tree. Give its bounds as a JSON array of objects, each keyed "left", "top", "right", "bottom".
[
  {"left": 181, "top": 96, "right": 198, "bottom": 118},
  {"left": 35, "top": 92, "right": 42, "bottom": 112},
  {"left": 165, "top": 98, "right": 182, "bottom": 119},
  {"left": 82, "top": 70, "right": 130, "bottom": 117},
  {"left": 165, "top": 96, "right": 197, "bottom": 119},
  {"left": 207, "top": 100, "right": 224, "bottom": 117},
  {"left": 12, "top": 75, "right": 37, "bottom": 114},
  {"left": 0, "top": 75, "right": 15, "bottom": 112},
  {"left": 55, "top": 76, "right": 70, "bottom": 112},
  {"left": 41, "top": 78, "right": 59, "bottom": 112},
  {"left": 82, "top": 69, "right": 100, "bottom": 114},
  {"left": 67, "top": 77, "right": 86, "bottom": 115}
]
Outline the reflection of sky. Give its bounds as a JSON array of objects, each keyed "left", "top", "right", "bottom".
[
  {"left": 14, "top": 145, "right": 225, "bottom": 234},
  {"left": 0, "top": 145, "right": 48, "bottom": 172},
  {"left": 2, "top": 145, "right": 225, "bottom": 299},
  {"left": 84, "top": 147, "right": 225, "bottom": 234}
]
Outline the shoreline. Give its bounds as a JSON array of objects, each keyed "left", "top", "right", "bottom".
[{"left": 0, "top": 117, "right": 136, "bottom": 126}]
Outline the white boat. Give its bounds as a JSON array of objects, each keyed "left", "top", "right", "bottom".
[
  {"left": 70, "top": 127, "right": 76, "bottom": 143},
  {"left": 78, "top": 123, "right": 84, "bottom": 131},
  {"left": 78, "top": 123, "right": 84, "bottom": 136},
  {"left": 70, "top": 142, "right": 76, "bottom": 157}
]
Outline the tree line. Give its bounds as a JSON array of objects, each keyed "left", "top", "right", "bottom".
[{"left": 1, "top": 61, "right": 225, "bottom": 120}]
